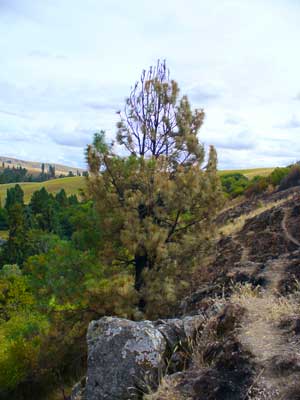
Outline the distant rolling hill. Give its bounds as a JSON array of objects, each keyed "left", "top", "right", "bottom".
[
  {"left": 218, "top": 167, "right": 274, "bottom": 179},
  {"left": 0, "top": 156, "right": 85, "bottom": 176},
  {"left": 0, "top": 176, "right": 85, "bottom": 203}
]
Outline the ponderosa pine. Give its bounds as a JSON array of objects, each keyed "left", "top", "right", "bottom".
[{"left": 86, "top": 60, "right": 223, "bottom": 317}]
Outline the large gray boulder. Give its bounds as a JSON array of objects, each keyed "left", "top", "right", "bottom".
[
  {"left": 74, "top": 315, "right": 204, "bottom": 400},
  {"left": 86, "top": 317, "right": 166, "bottom": 400}
]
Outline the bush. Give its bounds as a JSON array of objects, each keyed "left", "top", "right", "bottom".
[
  {"left": 221, "top": 173, "right": 249, "bottom": 198},
  {"left": 244, "top": 177, "right": 268, "bottom": 198},
  {"left": 278, "top": 165, "right": 300, "bottom": 191},
  {"left": 268, "top": 167, "right": 290, "bottom": 186},
  {"left": 0, "top": 313, "right": 49, "bottom": 391}
]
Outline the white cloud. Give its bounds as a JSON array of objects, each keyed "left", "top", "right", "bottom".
[{"left": 1, "top": 0, "right": 300, "bottom": 168}]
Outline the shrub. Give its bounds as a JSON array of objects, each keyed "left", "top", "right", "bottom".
[
  {"left": 268, "top": 167, "right": 291, "bottom": 187},
  {"left": 221, "top": 173, "right": 249, "bottom": 198},
  {"left": 244, "top": 177, "right": 268, "bottom": 198},
  {"left": 278, "top": 165, "right": 300, "bottom": 191}
]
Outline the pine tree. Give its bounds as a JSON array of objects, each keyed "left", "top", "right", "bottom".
[
  {"left": 5, "top": 184, "right": 24, "bottom": 211},
  {"left": 55, "top": 189, "right": 68, "bottom": 208},
  {"left": 86, "top": 61, "right": 223, "bottom": 316},
  {"left": 30, "top": 188, "right": 60, "bottom": 233},
  {"left": 4, "top": 204, "right": 29, "bottom": 265}
]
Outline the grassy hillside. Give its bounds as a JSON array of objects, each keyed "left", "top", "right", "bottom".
[
  {"left": 0, "top": 156, "right": 85, "bottom": 176},
  {"left": 219, "top": 167, "right": 274, "bottom": 179},
  {"left": 0, "top": 176, "right": 85, "bottom": 203}
]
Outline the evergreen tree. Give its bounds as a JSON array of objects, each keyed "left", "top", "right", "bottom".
[
  {"left": 29, "top": 188, "right": 60, "bottom": 233},
  {"left": 5, "top": 185, "right": 24, "bottom": 211},
  {"left": 55, "top": 189, "right": 68, "bottom": 208},
  {"left": 30, "top": 187, "right": 50, "bottom": 215},
  {"left": 86, "top": 61, "right": 223, "bottom": 316},
  {"left": 3, "top": 204, "right": 29, "bottom": 265},
  {"left": 68, "top": 194, "right": 79, "bottom": 206},
  {"left": 0, "top": 206, "right": 8, "bottom": 230}
]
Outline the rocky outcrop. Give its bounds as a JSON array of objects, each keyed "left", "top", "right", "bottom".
[
  {"left": 71, "top": 315, "right": 204, "bottom": 400},
  {"left": 139, "top": 304, "right": 256, "bottom": 400}
]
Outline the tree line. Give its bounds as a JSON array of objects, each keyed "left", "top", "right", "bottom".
[{"left": 0, "top": 163, "right": 86, "bottom": 184}]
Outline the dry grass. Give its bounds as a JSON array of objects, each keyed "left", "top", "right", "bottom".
[
  {"left": 143, "top": 376, "right": 191, "bottom": 400},
  {"left": 218, "top": 168, "right": 274, "bottom": 179},
  {"left": 220, "top": 196, "right": 246, "bottom": 212},
  {"left": 143, "top": 316, "right": 217, "bottom": 400},
  {"left": 230, "top": 283, "right": 298, "bottom": 323},
  {"left": 231, "top": 282, "right": 300, "bottom": 374},
  {"left": 218, "top": 197, "right": 293, "bottom": 237},
  {"left": 190, "top": 330, "right": 217, "bottom": 370}
]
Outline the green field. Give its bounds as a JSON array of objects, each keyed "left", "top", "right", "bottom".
[
  {"left": 218, "top": 168, "right": 274, "bottom": 179},
  {"left": 0, "top": 176, "right": 86, "bottom": 204}
]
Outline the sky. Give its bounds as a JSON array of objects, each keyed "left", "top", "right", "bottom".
[{"left": 1, "top": 0, "right": 300, "bottom": 169}]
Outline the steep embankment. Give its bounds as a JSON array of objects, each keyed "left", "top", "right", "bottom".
[
  {"left": 202, "top": 188, "right": 300, "bottom": 399},
  {"left": 234, "top": 202, "right": 300, "bottom": 399},
  {"left": 161, "top": 187, "right": 300, "bottom": 400}
]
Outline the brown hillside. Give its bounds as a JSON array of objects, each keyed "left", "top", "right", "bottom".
[
  {"left": 0, "top": 156, "right": 85, "bottom": 176},
  {"left": 148, "top": 186, "right": 300, "bottom": 400}
]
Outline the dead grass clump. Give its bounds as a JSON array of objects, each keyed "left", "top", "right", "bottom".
[
  {"left": 143, "top": 376, "right": 191, "bottom": 400},
  {"left": 189, "top": 329, "right": 216, "bottom": 370},
  {"left": 230, "top": 283, "right": 299, "bottom": 323},
  {"left": 230, "top": 282, "right": 261, "bottom": 301}
]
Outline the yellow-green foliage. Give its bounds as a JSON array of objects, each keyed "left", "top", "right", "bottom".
[
  {"left": 25, "top": 242, "right": 137, "bottom": 318},
  {"left": 0, "top": 313, "right": 49, "bottom": 390},
  {"left": 0, "top": 176, "right": 85, "bottom": 204},
  {"left": 0, "top": 266, "right": 49, "bottom": 391}
]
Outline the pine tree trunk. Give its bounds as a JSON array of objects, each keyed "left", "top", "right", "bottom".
[{"left": 134, "top": 253, "right": 148, "bottom": 311}]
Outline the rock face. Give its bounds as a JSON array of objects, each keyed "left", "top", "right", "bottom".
[
  {"left": 86, "top": 317, "right": 165, "bottom": 400},
  {"left": 76, "top": 315, "right": 204, "bottom": 400}
]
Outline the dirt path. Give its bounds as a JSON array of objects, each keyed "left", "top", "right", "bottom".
[
  {"left": 237, "top": 253, "right": 300, "bottom": 399},
  {"left": 234, "top": 205, "right": 300, "bottom": 400}
]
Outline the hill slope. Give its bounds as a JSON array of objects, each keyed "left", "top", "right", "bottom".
[
  {"left": 0, "top": 176, "right": 85, "bottom": 203},
  {"left": 0, "top": 156, "right": 85, "bottom": 176},
  {"left": 153, "top": 186, "right": 300, "bottom": 399},
  {"left": 219, "top": 167, "right": 274, "bottom": 178}
]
